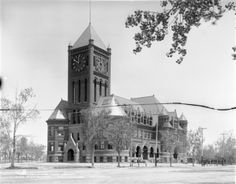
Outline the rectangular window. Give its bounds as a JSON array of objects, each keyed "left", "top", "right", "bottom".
[
  {"left": 58, "top": 126, "right": 63, "bottom": 130},
  {"left": 49, "top": 127, "right": 54, "bottom": 136},
  {"left": 101, "top": 141, "right": 105, "bottom": 149},
  {"left": 57, "top": 131, "right": 64, "bottom": 136},
  {"left": 107, "top": 156, "right": 112, "bottom": 162},
  {"left": 58, "top": 143, "right": 64, "bottom": 151},
  {"left": 49, "top": 143, "right": 54, "bottom": 152},
  {"left": 100, "top": 156, "right": 103, "bottom": 163}
]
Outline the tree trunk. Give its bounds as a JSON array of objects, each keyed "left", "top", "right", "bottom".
[
  {"left": 91, "top": 144, "right": 95, "bottom": 168},
  {"left": 117, "top": 151, "right": 121, "bottom": 167},
  {"left": 11, "top": 123, "right": 16, "bottom": 168},
  {"left": 169, "top": 152, "right": 172, "bottom": 167},
  {"left": 192, "top": 157, "right": 195, "bottom": 166}
]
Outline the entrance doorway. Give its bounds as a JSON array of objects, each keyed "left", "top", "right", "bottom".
[
  {"left": 67, "top": 149, "right": 74, "bottom": 161},
  {"left": 143, "top": 146, "right": 148, "bottom": 160}
]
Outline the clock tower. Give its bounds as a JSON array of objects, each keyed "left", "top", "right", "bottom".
[{"left": 68, "top": 23, "right": 111, "bottom": 108}]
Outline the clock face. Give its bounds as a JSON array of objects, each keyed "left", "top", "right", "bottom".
[
  {"left": 71, "top": 54, "right": 88, "bottom": 72},
  {"left": 94, "top": 56, "right": 108, "bottom": 74}
]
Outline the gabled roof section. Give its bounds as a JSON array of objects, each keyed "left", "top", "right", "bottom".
[
  {"left": 114, "top": 95, "right": 144, "bottom": 112},
  {"left": 131, "top": 95, "right": 165, "bottom": 115},
  {"left": 168, "top": 109, "right": 178, "bottom": 119},
  {"left": 72, "top": 23, "right": 106, "bottom": 50},
  {"left": 160, "top": 107, "right": 169, "bottom": 116},
  {"left": 96, "top": 95, "right": 127, "bottom": 117},
  {"left": 162, "top": 121, "right": 173, "bottom": 128},
  {"left": 179, "top": 113, "right": 187, "bottom": 121},
  {"left": 48, "top": 99, "right": 69, "bottom": 120}
]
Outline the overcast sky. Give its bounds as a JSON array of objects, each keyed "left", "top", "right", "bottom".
[{"left": 1, "top": 0, "right": 236, "bottom": 146}]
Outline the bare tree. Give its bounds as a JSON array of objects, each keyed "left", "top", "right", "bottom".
[
  {"left": 104, "top": 116, "right": 134, "bottom": 167},
  {"left": 187, "top": 128, "right": 202, "bottom": 166},
  {"left": 160, "top": 129, "right": 179, "bottom": 167},
  {"left": 81, "top": 109, "right": 108, "bottom": 167},
  {"left": 0, "top": 88, "right": 39, "bottom": 168},
  {"left": 215, "top": 131, "right": 236, "bottom": 165}
]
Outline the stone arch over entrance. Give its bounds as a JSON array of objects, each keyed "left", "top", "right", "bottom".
[
  {"left": 136, "top": 146, "right": 141, "bottom": 157},
  {"left": 143, "top": 146, "right": 148, "bottom": 160},
  {"left": 67, "top": 149, "right": 74, "bottom": 161}
]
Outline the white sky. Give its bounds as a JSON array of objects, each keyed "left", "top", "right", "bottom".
[{"left": 1, "top": 0, "right": 236, "bottom": 146}]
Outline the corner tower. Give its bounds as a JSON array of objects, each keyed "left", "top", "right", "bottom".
[{"left": 68, "top": 24, "right": 111, "bottom": 108}]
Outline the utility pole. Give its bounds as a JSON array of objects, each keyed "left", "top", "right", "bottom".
[
  {"left": 155, "top": 115, "right": 158, "bottom": 167},
  {"left": 220, "top": 133, "right": 226, "bottom": 166},
  {"left": 199, "top": 127, "right": 206, "bottom": 166},
  {"left": 129, "top": 105, "right": 133, "bottom": 167}
]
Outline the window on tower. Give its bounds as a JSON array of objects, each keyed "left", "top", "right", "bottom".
[
  {"left": 94, "top": 78, "right": 97, "bottom": 102},
  {"left": 99, "top": 80, "right": 102, "bottom": 96},
  {"left": 104, "top": 82, "right": 107, "bottom": 96},
  {"left": 72, "top": 81, "right": 75, "bottom": 103},
  {"left": 78, "top": 80, "right": 81, "bottom": 103},
  {"left": 84, "top": 78, "right": 87, "bottom": 102}
]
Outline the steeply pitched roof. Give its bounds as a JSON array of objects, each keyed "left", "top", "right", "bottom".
[
  {"left": 179, "top": 113, "right": 187, "bottom": 121},
  {"left": 96, "top": 95, "right": 127, "bottom": 116},
  {"left": 114, "top": 95, "right": 145, "bottom": 112},
  {"left": 72, "top": 23, "right": 106, "bottom": 50},
  {"left": 48, "top": 99, "right": 69, "bottom": 120},
  {"left": 131, "top": 95, "right": 165, "bottom": 115},
  {"left": 168, "top": 110, "right": 178, "bottom": 119},
  {"left": 160, "top": 107, "right": 169, "bottom": 116}
]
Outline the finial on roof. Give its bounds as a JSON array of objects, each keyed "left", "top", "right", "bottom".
[{"left": 89, "top": 0, "right": 92, "bottom": 25}]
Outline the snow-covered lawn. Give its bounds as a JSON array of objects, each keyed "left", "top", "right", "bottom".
[{"left": 1, "top": 162, "right": 235, "bottom": 184}]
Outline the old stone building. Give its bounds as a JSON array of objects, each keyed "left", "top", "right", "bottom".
[{"left": 46, "top": 23, "right": 188, "bottom": 163}]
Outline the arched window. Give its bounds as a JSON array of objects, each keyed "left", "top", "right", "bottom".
[
  {"left": 72, "top": 81, "right": 75, "bottom": 103},
  {"left": 84, "top": 78, "right": 87, "bottom": 101},
  {"left": 144, "top": 115, "right": 147, "bottom": 124},
  {"left": 78, "top": 80, "right": 81, "bottom": 103},
  {"left": 95, "top": 144, "right": 98, "bottom": 150},
  {"left": 108, "top": 143, "right": 113, "bottom": 150},
  {"left": 104, "top": 82, "right": 107, "bottom": 96},
  {"left": 77, "top": 111, "right": 80, "bottom": 124},
  {"left": 150, "top": 116, "right": 153, "bottom": 126},
  {"left": 72, "top": 110, "right": 76, "bottom": 124},
  {"left": 99, "top": 80, "right": 102, "bottom": 96},
  {"left": 94, "top": 78, "right": 97, "bottom": 102},
  {"left": 77, "top": 132, "right": 80, "bottom": 141}
]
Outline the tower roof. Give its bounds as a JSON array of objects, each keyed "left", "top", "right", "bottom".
[
  {"left": 179, "top": 113, "right": 187, "bottom": 121},
  {"left": 48, "top": 99, "right": 69, "bottom": 120},
  {"left": 72, "top": 24, "right": 106, "bottom": 50}
]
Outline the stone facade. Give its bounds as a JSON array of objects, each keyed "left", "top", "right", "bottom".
[{"left": 46, "top": 24, "right": 188, "bottom": 163}]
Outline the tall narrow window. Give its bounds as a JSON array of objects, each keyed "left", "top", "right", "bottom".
[
  {"left": 72, "top": 81, "right": 75, "bottom": 103},
  {"left": 99, "top": 80, "right": 102, "bottom": 96},
  {"left": 84, "top": 78, "right": 87, "bottom": 101},
  {"left": 104, "top": 82, "right": 107, "bottom": 96},
  {"left": 72, "top": 110, "right": 76, "bottom": 124},
  {"left": 78, "top": 80, "right": 81, "bottom": 103},
  {"left": 94, "top": 79, "right": 97, "bottom": 102}
]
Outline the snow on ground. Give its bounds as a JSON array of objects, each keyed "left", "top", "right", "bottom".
[{"left": 0, "top": 162, "right": 235, "bottom": 184}]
